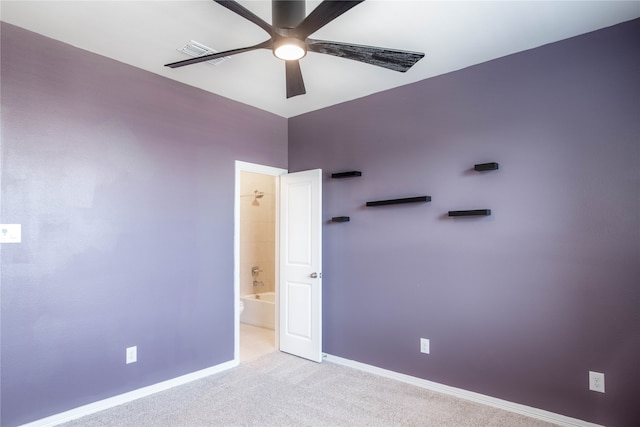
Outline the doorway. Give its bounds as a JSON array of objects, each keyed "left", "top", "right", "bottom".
[
  {"left": 234, "top": 161, "right": 287, "bottom": 363},
  {"left": 234, "top": 161, "right": 323, "bottom": 364}
]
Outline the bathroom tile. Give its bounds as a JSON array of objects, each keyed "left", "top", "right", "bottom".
[{"left": 240, "top": 323, "right": 275, "bottom": 363}]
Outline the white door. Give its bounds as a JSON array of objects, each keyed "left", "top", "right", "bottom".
[{"left": 279, "top": 169, "right": 322, "bottom": 362}]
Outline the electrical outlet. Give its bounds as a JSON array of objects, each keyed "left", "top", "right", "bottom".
[
  {"left": 589, "top": 371, "right": 605, "bottom": 393},
  {"left": 420, "top": 338, "right": 430, "bottom": 354},
  {"left": 126, "top": 346, "right": 137, "bottom": 364}
]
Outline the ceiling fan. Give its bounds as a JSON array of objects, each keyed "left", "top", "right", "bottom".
[{"left": 165, "top": 0, "right": 425, "bottom": 98}]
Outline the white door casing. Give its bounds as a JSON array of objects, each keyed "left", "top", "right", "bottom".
[{"left": 279, "top": 169, "right": 322, "bottom": 362}]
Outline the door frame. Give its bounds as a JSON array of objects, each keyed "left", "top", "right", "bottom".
[{"left": 234, "top": 160, "right": 287, "bottom": 364}]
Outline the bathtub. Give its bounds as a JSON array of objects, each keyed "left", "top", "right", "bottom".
[{"left": 240, "top": 291, "right": 275, "bottom": 330}]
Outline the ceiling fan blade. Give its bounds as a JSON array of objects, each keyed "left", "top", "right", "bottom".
[
  {"left": 213, "top": 0, "right": 272, "bottom": 34},
  {"left": 165, "top": 40, "right": 271, "bottom": 68},
  {"left": 294, "top": 1, "right": 364, "bottom": 38},
  {"left": 285, "top": 60, "right": 306, "bottom": 98},
  {"left": 307, "top": 39, "right": 425, "bottom": 72}
]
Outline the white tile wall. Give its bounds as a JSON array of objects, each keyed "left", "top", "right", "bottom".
[{"left": 240, "top": 171, "right": 276, "bottom": 296}]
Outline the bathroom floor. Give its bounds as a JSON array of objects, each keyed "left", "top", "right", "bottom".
[{"left": 240, "top": 323, "right": 276, "bottom": 363}]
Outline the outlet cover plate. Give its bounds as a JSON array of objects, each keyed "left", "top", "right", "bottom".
[
  {"left": 126, "top": 346, "right": 137, "bottom": 364},
  {"left": 420, "top": 338, "right": 430, "bottom": 354},
  {"left": 589, "top": 371, "right": 605, "bottom": 393}
]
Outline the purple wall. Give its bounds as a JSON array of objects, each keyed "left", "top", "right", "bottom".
[
  {"left": 3, "top": 17, "right": 639, "bottom": 427},
  {"left": 0, "top": 23, "right": 287, "bottom": 426},
  {"left": 289, "top": 19, "right": 640, "bottom": 427}
]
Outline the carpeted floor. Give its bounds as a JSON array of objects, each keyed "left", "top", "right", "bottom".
[{"left": 60, "top": 351, "right": 558, "bottom": 426}]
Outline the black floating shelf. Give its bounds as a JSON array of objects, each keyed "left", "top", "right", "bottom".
[
  {"left": 474, "top": 162, "right": 499, "bottom": 171},
  {"left": 367, "top": 196, "right": 431, "bottom": 207},
  {"left": 448, "top": 209, "right": 491, "bottom": 217},
  {"left": 331, "top": 216, "right": 350, "bottom": 223},
  {"left": 331, "top": 171, "right": 362, "bottom": 179}
]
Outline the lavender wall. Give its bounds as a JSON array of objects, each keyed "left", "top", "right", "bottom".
[
  {"left": 289, "top": 19, "right": 640, "bottom": 427},
  {"left": 0, "top": 23, "right": 287, "bottom": 426}
]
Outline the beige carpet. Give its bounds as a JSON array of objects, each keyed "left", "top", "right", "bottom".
[{"left": 60, "top": 351, "right": 557, "bottom": 426}]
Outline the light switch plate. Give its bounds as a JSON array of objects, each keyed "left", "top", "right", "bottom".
[{"left": 0, "top": 224, "right": 21, "bottom": 243}]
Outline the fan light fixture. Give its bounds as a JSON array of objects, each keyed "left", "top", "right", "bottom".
[{"left": 273, "top": 38, "right": 306, "bottom": 61}]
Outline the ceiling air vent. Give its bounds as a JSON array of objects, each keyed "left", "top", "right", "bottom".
[{"left": 177, "top": 40, "right": 230, "bottom": 66}]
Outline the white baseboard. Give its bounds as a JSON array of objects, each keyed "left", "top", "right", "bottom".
[
  {"left": 323, "top": 353, "right": 601, "bottom": 427},
  {"left": 20, "top": 359, "right": 239, "bottom": 427},
  {"left": 20, "top": 354, "right": 602, "bottom": 427}
]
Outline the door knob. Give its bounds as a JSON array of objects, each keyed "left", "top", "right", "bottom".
[{"left": 310, "top": 272, "right": 319, "bottom": 279}]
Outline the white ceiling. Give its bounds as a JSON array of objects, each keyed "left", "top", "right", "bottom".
[{"left": 1, "top": 1, "right": 639, "bottom": 117}]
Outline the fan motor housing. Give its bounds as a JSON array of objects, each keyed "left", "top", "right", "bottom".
[{"left": 272, "top": 0, "right": 305, "bottom": 29}]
